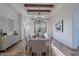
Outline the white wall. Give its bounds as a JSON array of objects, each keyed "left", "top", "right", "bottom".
[
  {"left": 24, "top": 17, "right": 34, "bottom": 37},
  {"left": 0, "top": 16, "right": 15, "bottom": 35},
  {"left": 0, "top": 4, "right": 18, "bottom": 20},
  {"left": 0, "top": 3, "right": 31, "bottom": 40},
  {"left": 52, "top": 4, "right": 77, "bottom": 48},
  {"left": 47, "top": 16, "right": 53, "bottom": 36},
  {"left": 18, "top": 14, "right": 27, "bottom": 39},
  {"left": 0, "top": 3, "right": 19, "bottom": 35},
  {"left": 19, "top": 15, "right": 33, "bottom": 40},
  {"left": 73, "top": 4, "right": 79, "bottom": 48}
]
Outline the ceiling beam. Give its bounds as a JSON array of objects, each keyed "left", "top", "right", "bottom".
[
  {"left": 27, "top": 9, "right": 51, "bottom": 12},
  {"left": 24, "top": 4, "right": 54, "bottom": 8}
]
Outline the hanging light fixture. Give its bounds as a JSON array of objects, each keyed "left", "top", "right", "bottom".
[
  {"left": 34, "top": 11, "right": 46, "bottom": 23},
  {"left": 34, "top": 11, "right": 45, "bottom": 19}
]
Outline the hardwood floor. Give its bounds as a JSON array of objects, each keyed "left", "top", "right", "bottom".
[
  {"left": 52, "top": 38, "right": 79, "bottom": 56},
  {"left": 0, "top": 39, "right": 27, "bottom": 56},
  {"left": 1, "top": 38, "right": 79, "bottom": 56},
  {"left": 0, "top": 39, "right": 54, "bottom": 56}
]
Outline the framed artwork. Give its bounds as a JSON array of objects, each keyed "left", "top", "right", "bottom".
[{"left": 55, "top": 20, "right": 63, "bottom": 32}]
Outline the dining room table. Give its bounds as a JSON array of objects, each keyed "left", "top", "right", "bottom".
[{"left": 26, "top": 37, "right": 52, "bottom": 56}]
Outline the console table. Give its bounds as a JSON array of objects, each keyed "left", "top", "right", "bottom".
[{"left": 0, "top": 35, "right": 21, "bottom": 51}]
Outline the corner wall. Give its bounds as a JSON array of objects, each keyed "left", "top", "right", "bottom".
[
  {"left": 0, "top": 3, "right": 19, "bottom": 35},
  {"left": 73, "top": 4, "right": 79, "bottom": 48},
  {"left": 52, "top": 4, "right": 76, "bottom": 48}
]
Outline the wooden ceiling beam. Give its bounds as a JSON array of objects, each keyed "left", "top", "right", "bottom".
[
  {"left": 24, "top": 4, "right": 54, "bottom": 8},
  {"left": 27, "top": 9, "right": 51, "bottom": 12}
]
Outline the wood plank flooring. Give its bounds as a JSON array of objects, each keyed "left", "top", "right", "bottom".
[
  {"left": 0, "top": 39, "right": 54, "bottom": 56},
  {"left": 52, "top": 38, "right": 79, "bottom": 56}
]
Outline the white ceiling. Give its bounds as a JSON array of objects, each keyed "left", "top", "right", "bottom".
[
  {"left": 9, "top": 3, "right": 58, "bottom": 17},
  {"left": 8, "top": 3, "right": 27, "bottom": 16},
  {"left": 7, "top": 3, "right": 60, "bottom": 25}
]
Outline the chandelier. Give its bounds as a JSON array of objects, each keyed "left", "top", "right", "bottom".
[
  {"left": 34, "top": 12, "right": 45, "bottom": 23},
  {"left": 34, "top": 12, "right": 45, "bottom": 19}
]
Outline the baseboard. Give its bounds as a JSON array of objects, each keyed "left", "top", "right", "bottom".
[{"left": 52, "top": 38, "right": 78, "bottom": 52}]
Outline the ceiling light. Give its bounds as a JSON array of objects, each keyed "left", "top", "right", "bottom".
[{"left": 34, "top": 12, "right": 45, "bottom": 19}]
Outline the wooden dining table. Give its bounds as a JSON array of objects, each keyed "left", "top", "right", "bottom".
[{"left": 27, "top": 37, "right": 51, "bottom": 56}]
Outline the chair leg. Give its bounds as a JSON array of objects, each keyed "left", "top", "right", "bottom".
[
  {"left": 46, "top": 45, "right": 53, "bottom": 56},
  {"left": 27, "top": 47, "right": 32, "bottom": 56},
  {"left": 41, "top": 52, "right": 46, "bottom": 56}
]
